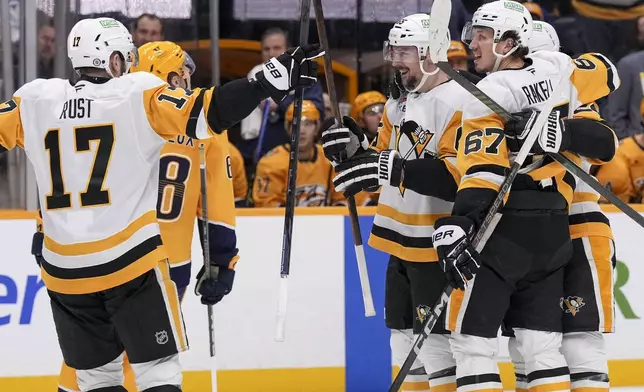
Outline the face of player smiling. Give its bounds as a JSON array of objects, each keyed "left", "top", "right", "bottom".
[{"left": 390, "top": 46, "right": 424, "bottom": 91}]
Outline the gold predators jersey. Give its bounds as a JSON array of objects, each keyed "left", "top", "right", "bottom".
[
  {"left": 456, "top": 50, "right": 619, "bottom": 219},
  {"left": 0, "top": 72, "right": 217, "bottom": 295},
  {"left": 596, "top": 137, "right": 644, "bottom": 204},
  {"left": 252, "top": 144, "right": 344, "bottom": 207},
  {"left": 158, "top": 130, "right": 238, "bottom": 276},
  {"left": 228, "top": 141, "right": 248, "bottom": 203},
  {"left": 368, "top": 80, "right": 468, "bottom": 262}
]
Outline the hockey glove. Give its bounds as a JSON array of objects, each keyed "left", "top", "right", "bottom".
[
  {"left": 255, "top": 44, "right": 324, "bottom": 103},
  {"left": 333, "top": 149, "right": 403, "bottom": 197},
  {"left": 31, "top": 231, "right": 44, "bottom": 267},
  {"left": 432, "top": 216, "right": 482, "bottom": 291},
  {"left": 505, "top": 109, "right": 570, "bottom": 155},
  {"left": 321, "top": 116, "right": 370, "bottom": 165},
  {"left": 195, "top": 265, "right": 235, "bottom": 306}
]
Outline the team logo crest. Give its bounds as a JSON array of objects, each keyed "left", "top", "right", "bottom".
[
  {"left": 394, "top": 120, "right": 433, "bottom": 196},
  {"left": 560, "top": 296, "right": 585, "bottom": 316},
  {"left": 416, "top": 304, "right": 432, "bottom": 323},
  {"left": 155, "top": 330, "right": 169, "bottom": 345}
]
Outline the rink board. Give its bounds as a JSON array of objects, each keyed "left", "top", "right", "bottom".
[{"left": 0, "top": 207, "right": 643, "bottom": 391}]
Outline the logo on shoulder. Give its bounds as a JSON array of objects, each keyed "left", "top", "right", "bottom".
[{"left": 560, "top": 296, "right": 585, "bottom": 316}]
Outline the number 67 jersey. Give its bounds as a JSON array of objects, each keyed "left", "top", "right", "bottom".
[{"left": 0, "top": 72, "right": 219, "bottom": 295}]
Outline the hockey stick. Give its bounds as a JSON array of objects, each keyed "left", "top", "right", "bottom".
[
  {"left": 198, "top": 143, "right": 218, "bottom": 391},
  {"left": 254, "top": 101, "right": 272, "bottom": 165},
  {"left": 275, "top": 0, "right": 312, "bottom": 342},
  {"left": 312, "top": 0, "right": 376, "bottom": 318},
  {"left": 389, "top": 0, "right": 574, "bottom": 389}
]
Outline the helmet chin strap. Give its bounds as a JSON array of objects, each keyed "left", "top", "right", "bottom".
[
  {"left": 407, "top": 59, "right": 440, "bottom": 93},
  {"left": 491, "top": 45, "right": 518, "bottom": 72}
]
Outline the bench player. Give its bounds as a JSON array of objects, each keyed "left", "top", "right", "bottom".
[
  {"left": 504, "top": 21, "right": 619, "bottom": 392},
  {"left": 322, "top": 13, "right": 475, "bottom": 392},
  {"left": 429, "top": 2, "right": 617, "bottom": 391},
  {"left": 0, "top": 17, "right": 321, "bottom": 392}
]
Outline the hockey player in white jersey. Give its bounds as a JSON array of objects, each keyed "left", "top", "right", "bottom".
[
  {"left": 321, "top": 13, "right": 479, "bottom": 392},
  {"left": 429, "top": 2, "right": 618, "bottom": 391},
  {"left": 0, "top": 17, "right": 322, "bottom": 392},
  {"left": 503, "top": 21, "right": 619, "bottom": 392}
]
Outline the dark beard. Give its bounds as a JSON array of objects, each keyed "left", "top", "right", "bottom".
[{"left": 403, "top": 74, "right": 418, "bottom": 91}]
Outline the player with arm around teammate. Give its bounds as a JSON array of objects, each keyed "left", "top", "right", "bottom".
[
  {"left": 503, "top": 21, "right": 619, "bottom": 392},
  {"left": 428, "top": 3, "right": 617, "bottom": 391},
  {"left": 1, "top": 17, "right": 321, "bottom": 392},
  {"left": 321, "top": 14, "right": 480, "bottom": 392}
]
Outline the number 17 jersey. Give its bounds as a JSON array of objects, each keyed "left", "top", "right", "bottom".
[{"left": 0, "top": 72, "right": 218, "bottom": 295}]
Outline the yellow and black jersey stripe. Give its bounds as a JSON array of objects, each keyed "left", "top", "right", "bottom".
[
  {"left": 572, "top": 0, "right": 644, "bottom": 20},
  {"left": 41, "top": 210, "right": 167, "bottom": 294},
  {"left": 371, "top": 107, "right": 394, "bottom": 153}
]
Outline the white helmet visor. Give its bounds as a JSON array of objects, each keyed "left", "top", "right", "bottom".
[{"left": 383, "top": 42, "right": 420, "bottom": 63}]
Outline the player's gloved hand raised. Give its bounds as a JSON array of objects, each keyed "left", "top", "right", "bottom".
[
  {"left": 504, "top": 109, "right": 570, "bottom": 155},
  {"left": 321, "top": 116, "right": 370, "bottom": 165},
  {"left": 333, "top": 149, "right": 404, "bottom": 197},
  {"left": 432, "top": 216, "right": 482, "bottom": 291},
  {"left": 195, "top": 266, "right": 235, "bottom": 305},
  {"left": 255, "top": 44, "right": 325, "bottom": 103}
]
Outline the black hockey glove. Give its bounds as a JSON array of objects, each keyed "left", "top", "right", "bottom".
[
  {"left": 505, "top": 109, "right": 570, "bottom": 155},
  {"left": 255, "top": 44, "right": 324, "bottom": 103},
  {"left": 321, "top": 116, "right": 370, "bottom": 165},
  {"left": 432, "top": 216, "right": 482, "bottom": 291},
  {"left": 332, "top": 149, "right": 404, "bottom": 197},
  {"left": 195, "top": 266, "right": 235, "bottom": 305},
  {"left": 31, "top": 231, "right": 44, "bottom": 267}
]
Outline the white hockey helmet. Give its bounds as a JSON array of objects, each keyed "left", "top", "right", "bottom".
[
  {"left": 462, "top": 1, "right": 533, "bottom": 71},
  {"left": 67, "top": 17, "right": 137, "bottom": 77},
  {"left": 384, "top": 13, "right": 444, "bottom": 92},
  {"left": 528, "top": 21, "right": 560, "bottom": 52}
]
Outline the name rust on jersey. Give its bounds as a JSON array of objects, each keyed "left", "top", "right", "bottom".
[
  {"left": 59, "top": 98, "right": 94, "bottom": 120},
  {"left": 521, "top": 78, "right": 554, "bottom": 106},
  {"left": 168, "top": 135, "right": 196, "bottom": 147}
]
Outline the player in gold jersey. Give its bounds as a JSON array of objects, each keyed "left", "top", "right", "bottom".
[{"left": 252, "top": 100, "right": 347, "bottom": 207}]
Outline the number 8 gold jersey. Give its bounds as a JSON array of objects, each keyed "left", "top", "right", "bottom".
[{"left": 0, "top": 72, "right": 219, "bottom": 295}]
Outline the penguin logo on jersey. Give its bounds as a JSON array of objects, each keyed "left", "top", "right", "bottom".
[
  {"left": 560, "top": 296, "right": 585, "bottom": 316},
  {"left": 394, "top": 120, "right": 433, "bottom": 196},
  {"left": 416, "top": 304, "right": 432, "bottom": 323}
]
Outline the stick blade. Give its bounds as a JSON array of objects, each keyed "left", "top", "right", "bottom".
[{"left": 429, "top": 0, "right": 452, "bottom": 63}]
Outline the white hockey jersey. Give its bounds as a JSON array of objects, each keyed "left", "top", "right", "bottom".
[
  {"left": 368, "top": 80, "right": 469, "bottom": 262},
  {"left": 455, "top": 50, "right": 619, "bottom": 219},
  {"left": 0, "top": 72, "right": 217, "bottom": 294}
]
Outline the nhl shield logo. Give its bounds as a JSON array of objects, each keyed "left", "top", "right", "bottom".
[
  {"left": 560, "top": 296, "right": 585, "bottom": 316},
  {"left": 155, "top": 330, "right": 169, "bottom": 345}
]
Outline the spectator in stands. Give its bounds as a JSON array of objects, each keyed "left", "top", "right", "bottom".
[
  {"left": 350, "top": 91, "right": 386, "bottom": 142},
  {"left": 240, "top": 27, "right": 324, "bottom": 162},
  {"left": 596, "top": 130, "right": 644, "bottom": 203},
  {"left": 447, "top": 41, "right": 470, "bottom": 72},
  {"left": 252, "top": 101, "right": 343, "bottom": 207},
  {"left": 606, "top": 49, "right": 644, "bottom": 139},
  {"left": 228, "top": 141, "right": 249, "bottom": 207},
  {"left": 572, "top": 0, "right": 643, "bottom": 62},
  {"left": 37, "top": 21, "right": 55, "bottom": 78},
  {"left": 523, "top": 1, "right": 544, "bottom": 20},
  {"left": 132, "top": 14, "right": 164, "bottom": 47}
]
